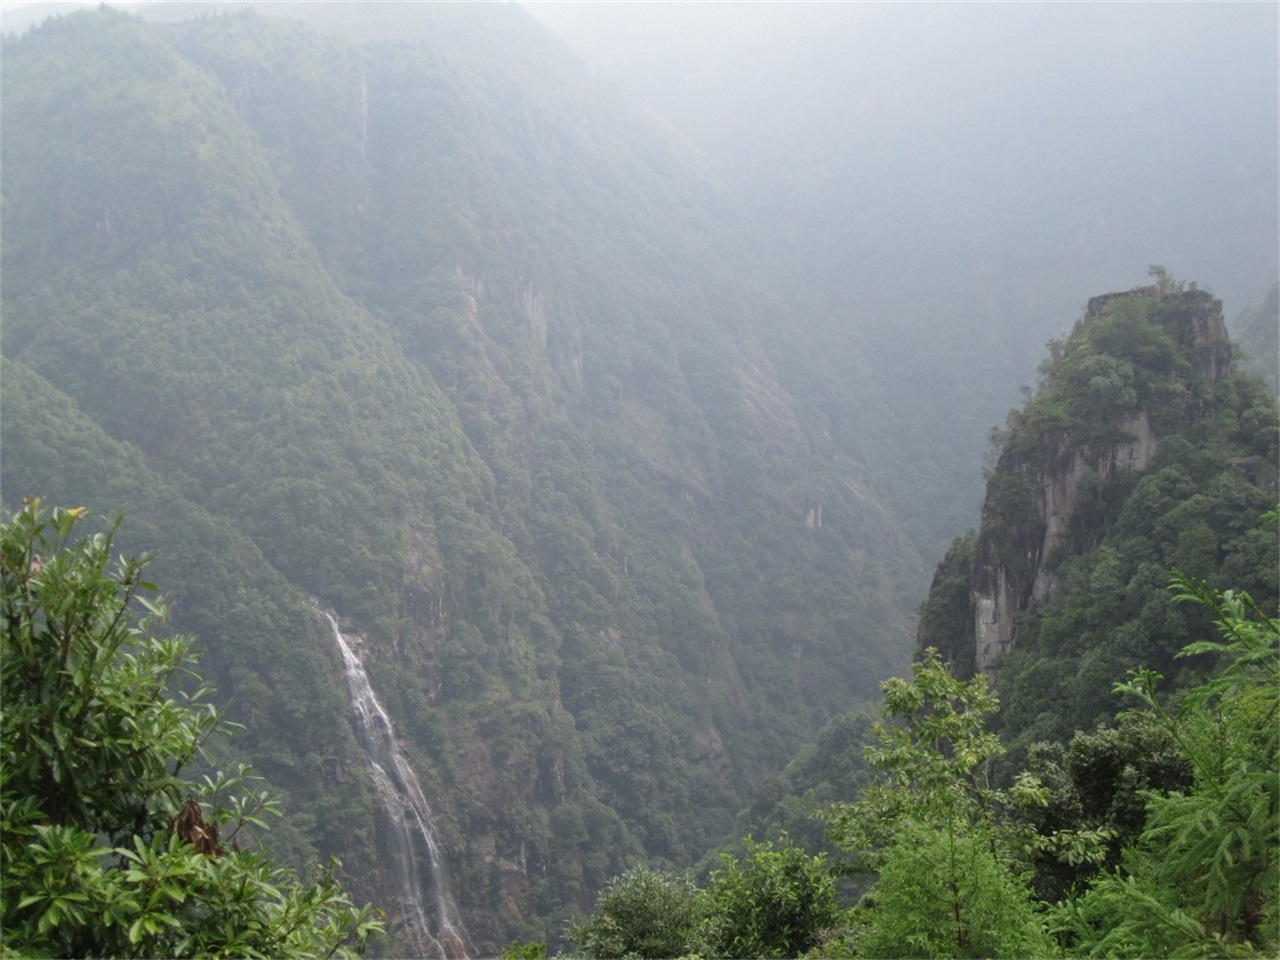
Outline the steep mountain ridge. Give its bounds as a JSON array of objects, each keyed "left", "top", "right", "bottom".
[
  {"left": 723, "top": 278, "right": 1277, "bottom": 868},
  {"left": 916, "top": 279, "right": 1277, "bottom": 753},
  {"left": 971, "top": 285, "right": 1233, "bottom": 675},
  {"left": 1, "top": 6, "right": 920, "bottom": 949}
]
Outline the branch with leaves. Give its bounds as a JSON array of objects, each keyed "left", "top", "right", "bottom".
[{"left": 1, "top": 500, "right": 383, "bottom": 958}]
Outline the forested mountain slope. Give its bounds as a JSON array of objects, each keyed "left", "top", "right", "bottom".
[
  {"left": 1, "top": 6, "right": 920, "bottom": 950},
  {"left": 1233, "top": 284, "right": 1279, "bottom": 395},
  {"left": 0, "top": 352, "right": 387, "bottom": 849},
  {"left": 553, "top": 282, "right": 1278, "bottom": 960}
]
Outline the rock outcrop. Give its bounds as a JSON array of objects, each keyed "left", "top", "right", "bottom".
[{"left": 968, "top": 286, "right": 1232, "bottom": 677}]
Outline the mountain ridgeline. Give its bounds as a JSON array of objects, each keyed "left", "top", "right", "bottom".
[{"left": 1, "top": 6, "right": 920, "bottom": 951}]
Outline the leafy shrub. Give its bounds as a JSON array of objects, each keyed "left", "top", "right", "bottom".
[
  {"left": 706, "top": 835, "right": 838, "bottom": 958},
  {"left": 567, "top": 867, "right": 710, "bottom": 959},
  {"left": 0, "top": 501, "right": 382, "bottom": 958}
]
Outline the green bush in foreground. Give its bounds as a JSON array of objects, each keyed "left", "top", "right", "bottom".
[
  {"left": 0, "top": 500, "right": 382, "bottom": 958},
  {"left": 567, "top": 867, "right": 710, "bottom": 959},
  {"left": 1056, "top": 569, "right": 1278, "bottom": 957},
  {"left": 706, "top": 835, "right": 838, "bottom": 958}
]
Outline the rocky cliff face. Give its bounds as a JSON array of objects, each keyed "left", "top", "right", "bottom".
[
  {"left": 971, "top": 410, "right": 1159, "bottom": 675},
  {"left": 967, "top": 285, "right": 1232, "bottom": 676}
]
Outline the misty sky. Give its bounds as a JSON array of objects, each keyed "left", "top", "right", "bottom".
[{"left": 522, "top": 1, "right": 1278, "bottom": 311}]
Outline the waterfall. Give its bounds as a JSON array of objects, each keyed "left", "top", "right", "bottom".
[{"left": 321, "top": 612, "right": 472, "bottom": 959}]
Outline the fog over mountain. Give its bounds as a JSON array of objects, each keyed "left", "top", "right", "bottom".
[
  {"left": 526, "top": 0, "right": 1279, "bottom": 547},
  {"left": 1, "top": 2, "right": 1275, "bottom": 955}
]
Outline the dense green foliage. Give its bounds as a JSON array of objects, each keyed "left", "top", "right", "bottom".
[
  {"left": 826, "top": 652, "right": 1052, "bottom": 959},
  {"left": 0, "top": 5, "right": 919, "bottom": 948},
  {"left": 998, "top": 448, "right": 1276, "bottom": 751},
  {"left": 705, "top": 837, "right": 838, "bottom": 958},
  {"left": 1013, "top": 712, "right": 1192, "bottom": 903},
  {"left": 0, "top": 502, "right": 382, "bottom": 957},
  {"left": 567, "top": 869, "right": 710, "bottom": 960},
  {"left": 729, "top": 706, "right": 877, "bottom": 856},
  {"left": 1000, "top": 273, "right": 1245, "bottom": 456},
  {"left": 1055, "top": 570, "right": 1279, "bottom": 957},
  {"left": 566, "top": 837, "right": 837, "bottom": 960},
  {"left": 573, "top": 562, "right": 1278, "bottom": 957}
]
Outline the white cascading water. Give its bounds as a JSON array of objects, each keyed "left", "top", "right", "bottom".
[{"left": 322, "top": 612, "right": 472, "bottom": 959}]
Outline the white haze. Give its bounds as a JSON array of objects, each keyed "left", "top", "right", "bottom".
[
  {"left": 522, "top": 1, "right": 1277, "bottom": 313},
  {"left": 522, "top": 1, "right": 1278, "bottom": 544}
]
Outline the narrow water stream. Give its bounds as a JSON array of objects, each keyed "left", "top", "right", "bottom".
[{"left": 322, "top": 612, "right": 472, "bottom": 959}]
